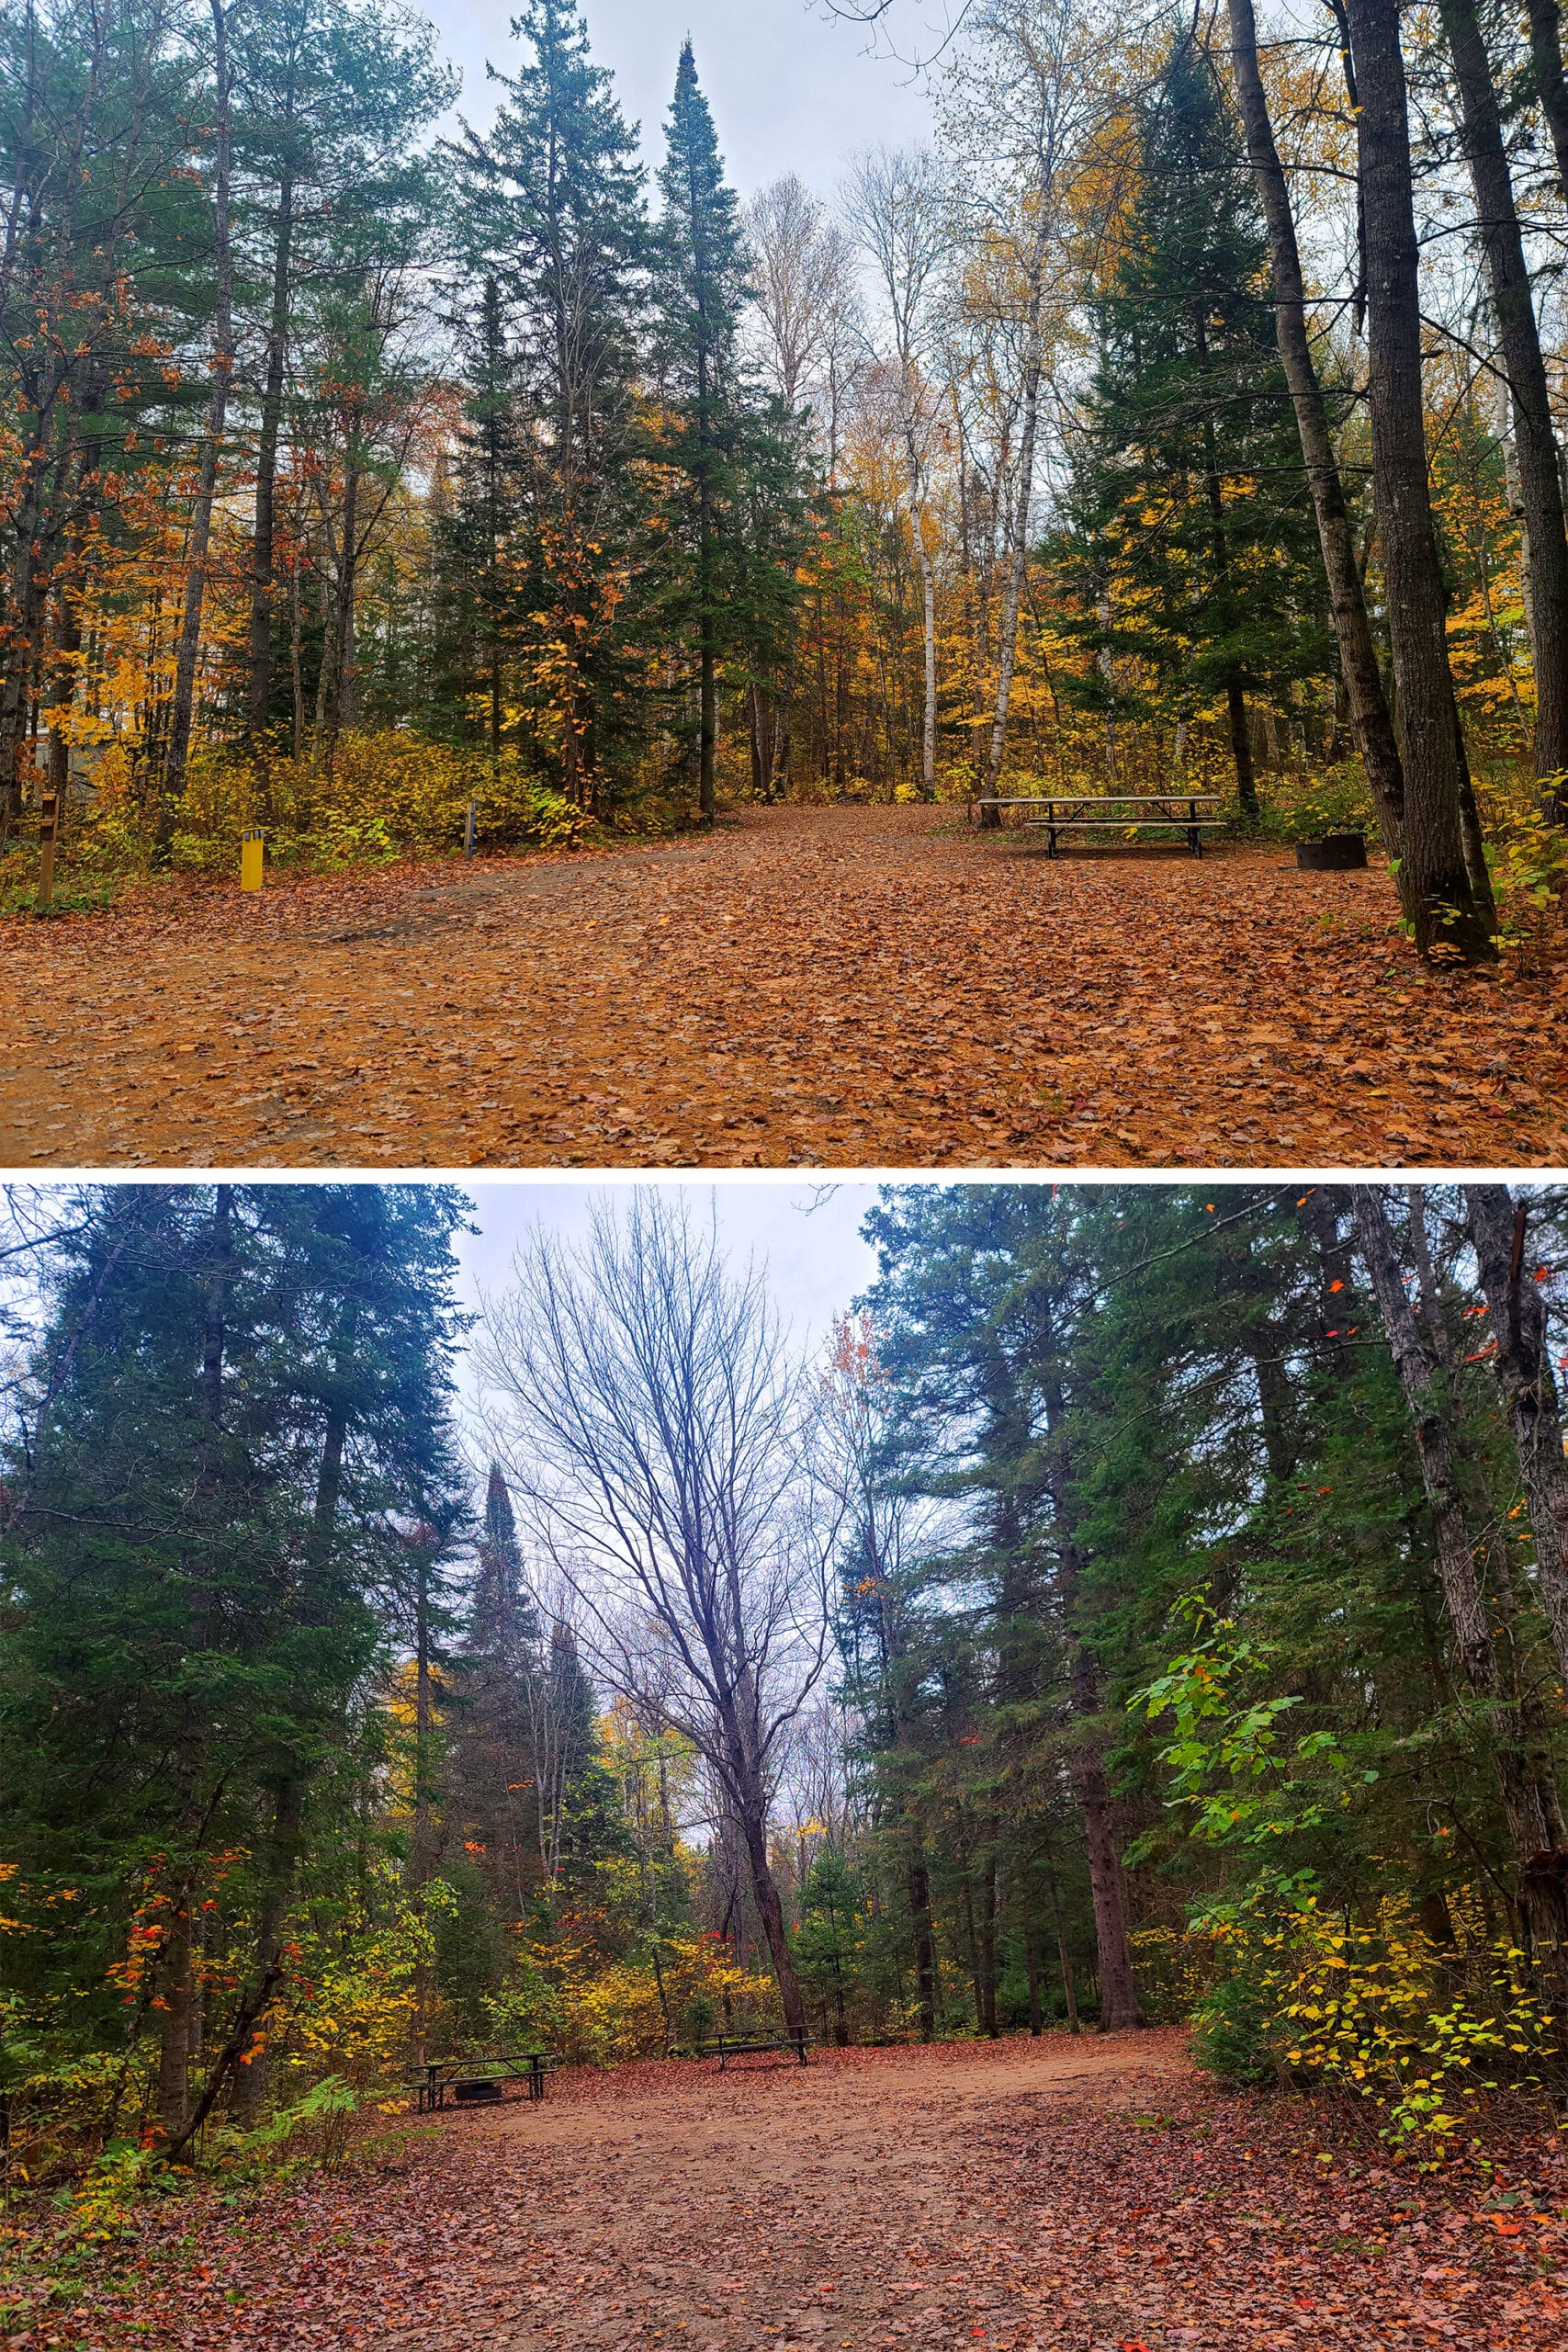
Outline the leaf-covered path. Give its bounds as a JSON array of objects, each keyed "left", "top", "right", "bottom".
[
  {"left": 0, "top": 806, "right": 1560, "bottom": 1170},
  {"left": 20, "top": 2032, "right": 1568, "bottom": 2349}
]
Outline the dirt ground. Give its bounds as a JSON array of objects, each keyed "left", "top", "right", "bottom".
[
  {"left": 25, "top": 2030, "right": 1568, "bottom": 2351},
  {"left": 0, "top": 806, "right": 1560, "bottom": 1170}
]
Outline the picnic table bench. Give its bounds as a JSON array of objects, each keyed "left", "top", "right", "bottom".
[
  {"left": 976, "top": 792, "right": 1224, "bottom": 857},
  {"left": 413, "top": 2051, "right": 554, "bottom": 2112},
  {"left": 695, "top": 2030, "right": 813, "bottom": 2070}
]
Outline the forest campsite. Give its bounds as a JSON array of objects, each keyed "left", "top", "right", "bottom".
[
  {"left": 5, "top": 0, "right": 1568, "bottom": 1163},
  {"left": 3, "top": 1177, "right": 1568, "bottom": 2348}
]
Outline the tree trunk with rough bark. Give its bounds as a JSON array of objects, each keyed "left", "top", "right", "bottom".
[
  {"left": 1466, "top": 1184, "right": 1568, "bottom": 1681},
  {"left": 980, "top": 283, "right": 1045, "bottom": 827},
  {"left": 1340, "top": 0, "right": 1498, "bottom": 960},
  {"left": 1526, "top": 0, "right": 1568, "bottom": 204},
  {"left": 1440, "top": 0, "right": 1568, "bottom": 808},
  {"left": 165, "top": 2, "right": 236, "bottom": 791},
  {"left": 1353, "top": 1185, "right": 1568, "bottom": 1956},
  {"left": 738, "top": 1796, "right": 807, "bottom": 2036},
  {"left": 248, "top": 173, "right": 294, "bottom": 741},
  {"left": 1232, "top": 0, "right": 1401, "bottom": 851}
]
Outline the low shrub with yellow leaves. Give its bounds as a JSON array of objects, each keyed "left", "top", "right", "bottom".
[
  {"left": 1191, "top": 1886, "right": 1563, "bottom": 2157},
  {"left": 1473, "top": 765, "right": 1568, "bottom": 961},
  {"left": 1129, "top": 1924, "right": 1211, "bottom": 2024},
  {"left": 265, "top": 1866, "right": 453, "bottom": 2106},
  {"left": 491, "top": 1918, "right": 777, "bottom": 2067},
  {"left": 5, "top": 732, "right": 592, "bottom": 898}
]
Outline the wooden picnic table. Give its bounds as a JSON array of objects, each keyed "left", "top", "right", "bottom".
[
  {"left": 695, "top": 2030, "right": 813, "bottom": 2070},
  {"left": 976, "top": 792, "right": 1224, "bottom": 858},
  {"left": 413, "top": 2051, "right": 554, "bottom": 2111}
]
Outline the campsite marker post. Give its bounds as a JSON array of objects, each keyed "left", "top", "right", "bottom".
[{"left": 36, "top": 791, "right": 59, "bottom": 911}]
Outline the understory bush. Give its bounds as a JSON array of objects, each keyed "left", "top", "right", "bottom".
[
  {"left": 1474, "top": 765, "right": 1568, "bottom": 959},
  {"left": 0, "top": 731, "right": 594, "bottom": 903},
  {"left": 1189, "top": 1886, "right": 1565, "bottom": 2154},
  {"left": 485, "top": 1921, "right": 778, "bottom": 2066}
]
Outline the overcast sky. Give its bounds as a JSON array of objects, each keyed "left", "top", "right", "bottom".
[
  {"left": 423, "top": 0, "right": 933, "bottom": 197},
  {"left": 456, "top": 1178, "right": 886, "bottom": 1365}
]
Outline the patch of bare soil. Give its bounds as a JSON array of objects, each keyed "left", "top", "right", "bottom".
[
  {"left": 19, "top": 2032, "right": 1568, "bottom": 2351},
  {"left": 0, "top": 806, "right": 1559, "bottom": 1170}
]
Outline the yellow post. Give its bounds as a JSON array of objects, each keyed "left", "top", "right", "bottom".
[
  {"left": 241, "top": 827, "right": 265, "bottom": 892},
  {"left": 36, "top": 790, "right": 59, "bottom": 912}
]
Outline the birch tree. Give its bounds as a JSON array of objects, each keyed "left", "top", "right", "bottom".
[{"left": 844, "top": 145, "right": 948, "bottom": 801}]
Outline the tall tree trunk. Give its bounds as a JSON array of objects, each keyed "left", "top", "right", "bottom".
[
  {"left": 1193, "top": 309, "right": 1259, "bottom": 817},
  {"left": 907, "top": 1848, "right": 938, "bottom": 2039},
  {"left": 333, "top": 451, "right": 359, "bottom": 740},
  {"left": 175, "top": 1775, "right": 304, "bottom": 2154},
  {"left": 1067, "top": 1707, "right": 1143, "bottom": 2030},
  {"left": 976, "top": 1846, "right": 1000, "bottom": 2037},
  {"left": 1352, "top": 1186, "right": 1568, "bottom": 1955},
  {"left": 247, "top": 173, "right": 294, "bottom": 741},
  {"left": 696, "top": 322, "right": 716, "bottom": 825},
  {"left": 1525, "top": 0, "right": 1568, "bottom": 204},
  {"left": 410, "top": 1543, "right": 436, "bottom": 2069},
  {"left": 156, "top": 1902, "right": 194, "bottom": 2140},
  {"left": 1439, "top": 0, "right": 1568, "bottom": 807},
  {"left": 165, "top": 0, "right": 236, "bottom": 790},
  {"left": 980, "top": 285, "right": 1045, "bottom": 827},
  {"left": 912, "top": 510, "right": 937, "bottom": 801},
  {"left": 1043, "top": 1371, "right": 1144, "bottom": 2030},
  {"left": 737, "top": 1796, "right": 807, "bottom": 2036},
  {"left": 1340, "top": 0, "right": 1498, "bottom": 960},
  {"left": 1466, "top": 1184, "right": 1568, "bottom": 1682}
]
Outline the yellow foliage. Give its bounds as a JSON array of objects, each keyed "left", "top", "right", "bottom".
[
  {"left": 17, "top": 733, "right": 592, "bottom": 895},
  {"left": 1203, "top": 1893, "right": 1560, "bottom": 2154},
  {"left": 509, "top": 1917, "right": 776, "bottom": 2067}
]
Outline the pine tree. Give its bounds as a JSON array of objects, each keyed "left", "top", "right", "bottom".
[
  {"left": 448, "top": 1463, "right": 541, "bottom": 1924},
  {"left": 470, "top": 1460, "right": 537, "bottom": 1672},
  {"left": 0, "top": 1182, "right": 468, "bottom": 2148},
  {"left": 652, "top": 40, "right": 751, "bottom": 824},
  {"left": 455, "top": 0, "right": 651, "bottom": 806},
  {"left": 1064, "top": 36, "right": 1329, "bottom": 813},
  {"left": 233, "top": 0, "right": 456, "bottom": 744}
]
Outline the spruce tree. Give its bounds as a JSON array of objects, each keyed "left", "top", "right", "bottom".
[
  {"left": 1065, "top": 36, "right": 1329, "bottom": 812},
  {"left": 449, "top": 1464, "right": 540, "bottom": 1924},
  {"left": 0, "top": 1183, "right": 468, "bottom": 2147},
  {"left": 432, "top": 277, "right": 523, "bottom": 758},
  {"left": 652, "top": 40, "right": 750, "bottom": 824},
  {"left": 454, "top": 0, "right": 651, "bottom": 805}
]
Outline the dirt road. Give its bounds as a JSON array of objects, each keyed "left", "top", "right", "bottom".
[
  {"left": 20, "top": 2033, "right": 1566, "bottom": 2348},
  {"left": 384, "top": 2033, "right": 1193, "bottom": 2352},
  {"left": 0, "top": 806, "right": 1559, "bottom": 1169}
]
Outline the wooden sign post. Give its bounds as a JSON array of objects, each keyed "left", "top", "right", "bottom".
[
  {"left": 36, "top": 790, "right": 59, "bottom": 912},
  {"left": 241, "top": 827, "right": 265, "bottom": 892},
  {"left": 464, "top": 800, "right": 476, "bottom": 859}
]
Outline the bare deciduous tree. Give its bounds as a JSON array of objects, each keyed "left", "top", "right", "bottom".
[
  {"left": 477, "top": 1193, "right": 840, "bottom": 2039},
  {"left": 744, "top": 172, "right": 860, "bottom": 415}
]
